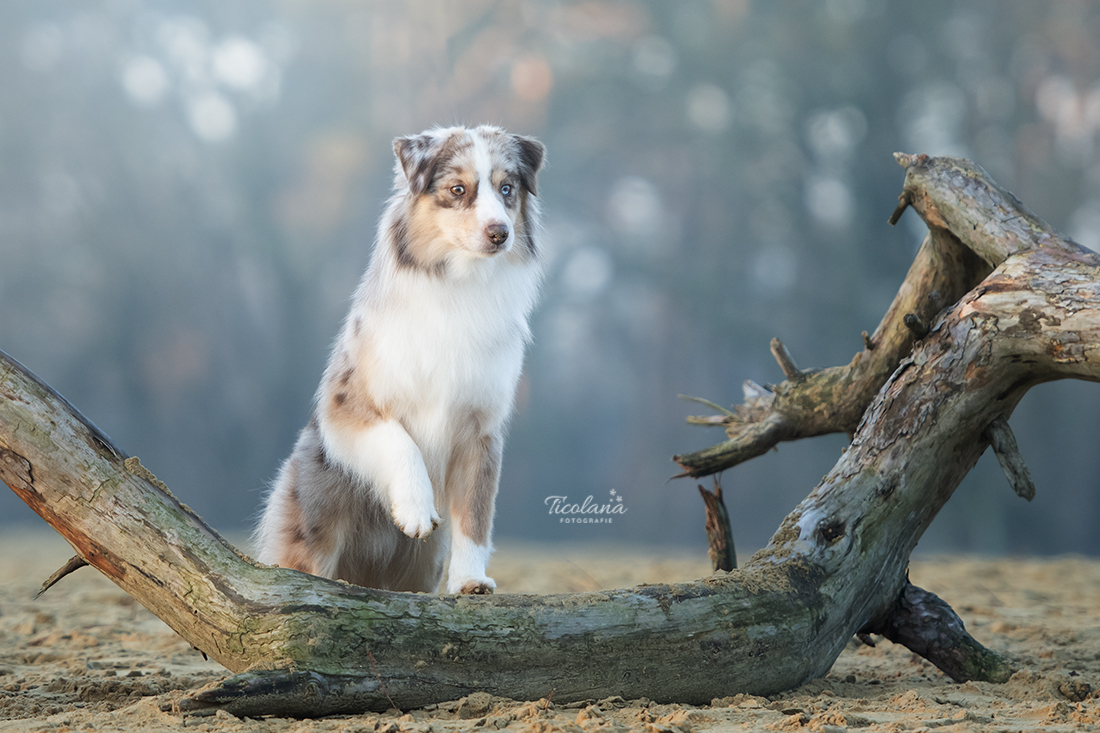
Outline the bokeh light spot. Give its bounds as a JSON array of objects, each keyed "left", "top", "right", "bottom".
[
  {"left": 187, "top": 92, "right": 237, "bottom": 142},
  {"left": 686, "top": 83, "right": 733, "bottom": 133},
  {"left": 120, "top": 55, "right": 170, "bottom": 106},
  {"left": 511, "top": 55, "right": 553, "bottom": 102},
  {"left": 213, "top": 36, "right": 269, "bottom": 92}
]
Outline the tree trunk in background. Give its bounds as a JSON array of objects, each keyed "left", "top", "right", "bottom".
[{"left": 2, "top": 154, "right": 1097, "bottom": 717}]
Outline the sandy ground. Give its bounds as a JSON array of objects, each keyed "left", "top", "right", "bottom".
[{"left": 2, "top": 528, "right": 1100, "bottom": 732}]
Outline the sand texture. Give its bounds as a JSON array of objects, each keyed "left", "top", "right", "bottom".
[{"left": 2, "top": 528, "right": 1100, "bottom": 732}]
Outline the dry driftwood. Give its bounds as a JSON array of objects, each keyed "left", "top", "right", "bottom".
[{"left": 3, "top": 153, "right": 1098, "bottom": 717}]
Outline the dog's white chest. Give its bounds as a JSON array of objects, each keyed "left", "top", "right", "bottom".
[{"left": 360, "top": 262, "right": 537, "bottom": 425}]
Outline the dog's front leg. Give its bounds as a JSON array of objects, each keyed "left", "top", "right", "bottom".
[
  {"left": 445, "top": 433, "right": 502, "bottom": 594},
  {"left": 322, "top": 418, "right": 440, "bottom": 538}
]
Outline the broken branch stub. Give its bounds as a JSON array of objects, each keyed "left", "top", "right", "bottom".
[
  {"left": 984, "top": 416, "right": 1037, "bottom": 502},
  {"left": 698, "top": 477, "right": 736, "bottom": 572}
]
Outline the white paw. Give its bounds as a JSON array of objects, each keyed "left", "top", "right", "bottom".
[
  {"left": 391, "top": 495, "right": 441, "bottom": 539},
  {"left": 448, "top": 575, "right": 496, "bottom": 595}
]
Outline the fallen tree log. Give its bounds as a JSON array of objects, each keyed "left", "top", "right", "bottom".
[{"left": 2, "top": 153, "right": 1098, "bottom": 717}]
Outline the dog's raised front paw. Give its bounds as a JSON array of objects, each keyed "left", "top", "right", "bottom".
[{"left": 391, "top": 500, "right": 441, "bottom": 540}]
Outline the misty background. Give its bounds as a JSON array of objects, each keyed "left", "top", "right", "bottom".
[{"left": 2, "top": 1, "right": 1099, "bottom": 557}]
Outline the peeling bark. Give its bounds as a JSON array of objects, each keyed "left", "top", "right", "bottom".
[{"left": 3, "top": 153, "right": 1098, "bottom": 716}]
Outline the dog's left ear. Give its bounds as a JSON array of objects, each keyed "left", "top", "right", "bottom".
[
  {"left": 513, "top": 135, "right": 546, "bottom": 196},
  {"left": 394, "top": 133, "right": 442, "bottom": 196}
]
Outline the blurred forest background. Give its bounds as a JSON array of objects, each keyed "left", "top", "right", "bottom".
[{"left": 2, "top": 0, "right": 1100, "bottom": 557}]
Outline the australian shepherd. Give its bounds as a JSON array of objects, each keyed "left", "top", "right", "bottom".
[{"left": 255, "top": 125, "right": 546, "bottom": 594}]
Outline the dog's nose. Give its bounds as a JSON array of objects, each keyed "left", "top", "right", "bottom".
[{"left": 486, "top": 222, "right": 510, "bottom": 246}]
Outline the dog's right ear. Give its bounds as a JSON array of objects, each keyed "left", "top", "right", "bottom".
[
  {"left": 513, "top": 135, "right": 546, "bottom": 196},
  {"left": 393, "top": 133, "right": 441, "bottom": 196}
]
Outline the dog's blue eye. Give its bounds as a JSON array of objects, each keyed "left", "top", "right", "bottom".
[
  {"left": 450, "top": 185, "right": 465, "bottom": 196},
  {"left": 501, "top": 184, "right": 512, "bottom": 196}
]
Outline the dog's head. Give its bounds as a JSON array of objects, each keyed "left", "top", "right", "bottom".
[{"left": 391, "top": 125, "right": 545, "bottom": 270}]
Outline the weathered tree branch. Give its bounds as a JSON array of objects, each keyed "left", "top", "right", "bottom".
[
  {"left": 3, "top": 153, "right": 1098, "bottom": 716},
  {"left": 674, "top": 223, "right": 992, "bottom": 477},
  {"left": 674, "top": 153, "right": 1093, "bottom": 480},
  {"left": 862, "top": 581, "right": 1015, "bottom": 684}
]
